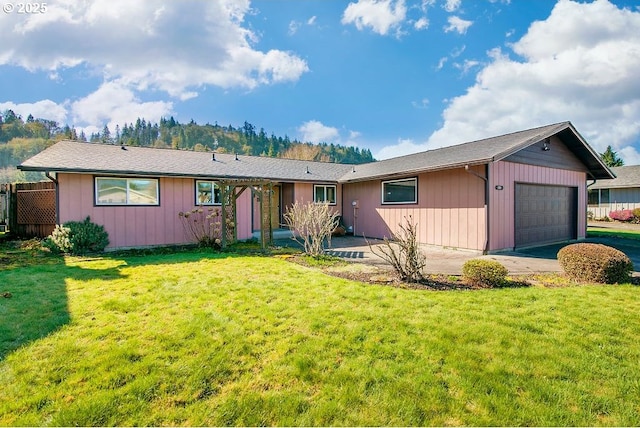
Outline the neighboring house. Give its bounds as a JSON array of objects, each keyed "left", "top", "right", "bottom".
[
  {"left": 18, "top": 121, "right": 613, "bottom": 253},
  {"left": 588, "top": 165, "right": 640, "bottom": 219}
]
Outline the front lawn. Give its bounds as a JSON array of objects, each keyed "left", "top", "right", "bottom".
[
  {"left": 1, "top": 250, "right": 639, "bottom": 426},
  {"left": 588, "top": 225, "right": 640, "bottom": 240}
]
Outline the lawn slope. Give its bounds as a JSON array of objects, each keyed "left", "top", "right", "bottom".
[{"left": 1, "top": 251, "right": 639, "bottom": 426}]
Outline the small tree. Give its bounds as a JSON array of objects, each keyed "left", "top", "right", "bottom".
[
  {"left": 367, "top": 215, "right": 426, "bottom": 282},
  {"left": 284, "top": 201, "right": 340, "bottom": 257}
]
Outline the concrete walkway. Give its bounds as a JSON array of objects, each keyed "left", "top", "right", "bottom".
[{"left": 313, "top": 235, "right": 640, "bottom": 276}]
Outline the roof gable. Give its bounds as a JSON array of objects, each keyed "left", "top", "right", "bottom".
[{"left": 340, "top": 122, "right": 613, "bottom": 182}]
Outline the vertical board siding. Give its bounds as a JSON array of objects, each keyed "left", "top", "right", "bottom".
[
  {"left": 342, "top": 167, "right": 486, "bottom": 251},
  {"left": 489, "top": 161, "right": 586, "bottom": 251},
  {"left": 58, "top": 174, "right": 253, "bottom": 249}
]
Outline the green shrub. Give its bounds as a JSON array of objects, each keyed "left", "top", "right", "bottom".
[
  {"left": 45, "top": 217, "right": 109, "bottom": 255},
  {"left": 633, "top": 208, "right": 640, "bottom": 223},
  {"left": 43, "top": 225, "right": 73, "bottom": 253},
  {"left": 462, "top": 259, "right": 508, "bottom": 288},
  {"left": 557, "top": 243, "right": 633, "bottom": 284}
]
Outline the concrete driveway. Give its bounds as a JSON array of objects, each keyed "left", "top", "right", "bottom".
[{"left": 318, "top": 235, "right": 640, "bottom": 276}]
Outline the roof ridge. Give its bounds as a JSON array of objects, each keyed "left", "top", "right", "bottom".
[{"left": 55, "top": 140, "right": 356, "bottom": 168}]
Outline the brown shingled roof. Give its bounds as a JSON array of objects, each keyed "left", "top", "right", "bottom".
[
  {"left": 19, "top": 121, "right": 613, "bottom": 182},
  {"left": 589, "top": 165, "right": 640, "bottom": 189}
]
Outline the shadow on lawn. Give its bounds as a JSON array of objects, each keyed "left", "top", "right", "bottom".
[{"left": 0, "top": 255, "right": 126, "bottom": 361}]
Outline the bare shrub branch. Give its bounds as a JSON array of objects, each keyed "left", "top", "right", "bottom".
[
  {"left": 284, "top": 201, "right": 340, "bottom": 257},
  {"left": 366, "top": 215, "right": 426, "bottom": 282},
  {"left": 178, "top": 207, "right": 223, "bottom": 248}
]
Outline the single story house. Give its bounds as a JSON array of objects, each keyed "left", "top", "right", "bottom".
[
  {"left": 588, "top": 165, "right": 640, "bottom": 219},
  {"left": 18, "top": 121, "right": 613, "bottom": 253}
]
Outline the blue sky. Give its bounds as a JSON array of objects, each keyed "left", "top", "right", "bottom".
[{"left": 1, "top": 0, "right": 639, "bottom": 163}]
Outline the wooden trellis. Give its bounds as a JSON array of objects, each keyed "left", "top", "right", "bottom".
[
  {"left": 8, "top": 181, "right": 57, "bottom": 238},
  {"left": 218, "top": 179, "right": 274, "bottom": 250}
]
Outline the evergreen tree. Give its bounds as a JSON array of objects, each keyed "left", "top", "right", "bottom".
[
  {"left": 600, "top": 145, "right": 624, "bottom": 167},
  {"left": 101, "top": 125, "right": 112, "bottom": 144}
]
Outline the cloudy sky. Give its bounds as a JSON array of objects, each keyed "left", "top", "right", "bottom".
[{"left": 1, "top": 0, "right": 639, "bottom": 163}]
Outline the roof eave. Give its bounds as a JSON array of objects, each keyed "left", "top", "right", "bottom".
[
  {"left": 17, "top": 165, "right": 341, "bottom": 183},
  {"left": 339, "top": 159, "right": 492, "bottom": 183}
]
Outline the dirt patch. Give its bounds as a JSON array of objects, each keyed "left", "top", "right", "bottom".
[{"left": 287, "top": 255, "right": 508, "bottom": 291}]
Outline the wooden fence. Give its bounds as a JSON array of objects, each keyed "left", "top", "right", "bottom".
[{"left": 7, "top": 181, "right": 57, "bottom": 238}]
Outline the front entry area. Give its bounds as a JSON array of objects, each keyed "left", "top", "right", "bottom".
[
  {"left": 515, "top": 183, "right": 578, "bottom": 248},
  {"left": 252, "top": 185, "right": 281, "bottom": 232}
]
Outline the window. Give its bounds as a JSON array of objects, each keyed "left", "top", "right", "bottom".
[
  {"left": 588, "top": 189, "right": 610, "bottom": 206},
  {"left": 382, "top": 178, "right": 417, "bottom": 204},
  {"left": 314, "top": 185, "right": 337, "bottom": 204},
  {"left": 96, "top": 177, "right": 159, "bottom": 205},
  {"left": 196, "top": 180, "right": 222, "bottom": 205}
]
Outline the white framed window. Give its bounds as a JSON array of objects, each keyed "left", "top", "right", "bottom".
[
  {"left": 381, "top": 177, "right": 417, "bottom": 204},
  {"left": 95, "top": 177, "right": 159, "bottom": 206},
  {"left": 196, "top": 180, "right": 222, "bottom": 205},
  {"left": 314, "top": 185, "right": 337, "bottom": 204}
]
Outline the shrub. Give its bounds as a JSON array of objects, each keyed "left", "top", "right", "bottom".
[
  {"left": 367, "top": 215, "right": 426, "bottom": 283},
  {"left": 44, "top": 217, "right": 109, "bottom": 255},
  {"left": 557, "top": 243, "right": 633, "bottom": 284},
  {"left": 633, "top": 208, "right": 640, "bottom": 223},
  {"left": 284, "top": 201, "right": 340, "bottom": 257},
  {"left": 43, "top": 225, "right": 72, "bottom": 253},
  {"left": 462, "top": 259, "right": 508, "bottom": 288},
  {"left": 609, "top": 209, "right": 634, "bottom": 222},
  {"left": 178, "top": 207, "right": 223, "bottom": 249}
]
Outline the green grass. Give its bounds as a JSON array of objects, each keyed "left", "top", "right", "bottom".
[
  {"left": 588, "top": 226, "right": 640, "bottom": 240},
  {"left": 1, "top": 249, "right": 640, "bottom": 426}
]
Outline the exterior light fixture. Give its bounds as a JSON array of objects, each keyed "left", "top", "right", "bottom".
[{"left": 542, "top": 138, "right": 550, "bottom": 151}]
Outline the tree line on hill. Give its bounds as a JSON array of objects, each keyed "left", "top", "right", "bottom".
[{"left": 0, "top": 110, "right": 374, "bottom": 182}]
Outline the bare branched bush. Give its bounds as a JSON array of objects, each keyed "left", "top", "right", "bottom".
[
  {"left": 178, "top": 207, "right": 223, "bottom": 248},
  {"left": 284, "top": 201, "right": 340, "bottom": 257},
  {"left": 367, "top": 215, "right": 426, "bottom": 282}
]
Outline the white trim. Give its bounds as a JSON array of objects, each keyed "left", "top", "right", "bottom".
[
  {"left": 195, "top": 180, "right": 222, "bottom": 205},
  {"left": 381, "top": 177, "right": 417, "bottom": 204},
  {"left": 95, "top": 177, "right": 159, "bottom": 206},
  {"left": 313, "top": 184, "right": 337, "bottom": 205}
]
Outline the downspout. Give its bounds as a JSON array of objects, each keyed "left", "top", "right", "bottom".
[
  {"left": 465, "top": 164, "right": 490, "bottom": 254},
  {"left": 586, "top": 173, "right": 597, "bottom": 236},
  {"left": 45, "top": 171, "right": 60, "bottom": 225}
]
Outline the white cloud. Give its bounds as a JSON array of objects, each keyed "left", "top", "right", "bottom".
[
  {"left": 1, "top": 81, "right": 174, "bottom": 134},
  {"left": 378, "top": 0, "right": 640, "bottom": 165},
  {"left": 411, "top": 98, "right": 430, "bottom": 109},
  {"left": 453, "top": 59, "right": 480, "bottom": 74},
  {"left": 436, "top": 57, "right": 448, "bottom": 70},
  {"left": 414, "top": 17, "right": 429, "bottom": 30},
  {"left": 443, "top": 0, "right": 461, "bottom": 13},
  {"left": 298, "top": 120, "right": 340, "bottom": 143},
  {"left": 341, "top": 0, "right": 407, "bottom": 36},
  {"left": 444, "top": 15, "right": 473, "bottom": 34},
  {"left": 375, "top": 138, "right": 423, "bottom": 160},
  {"left": 288, "top": 20, "right": 301, "bottom": 35},
  {"left": 70, "top": 81, "right": 173, "bottom": 130},
  {"left": 0, "top": 0, "right": 309, "bottom": 99},
  {"left": 0, "top": 100, "right": 68, "bottom": 124}
]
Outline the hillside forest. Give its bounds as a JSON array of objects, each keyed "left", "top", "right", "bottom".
[{"left": 0, "top": 110, "right": 375, "bottom": 183}]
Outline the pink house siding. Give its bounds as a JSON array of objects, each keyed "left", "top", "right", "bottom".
[
  {"left": 488, "top": 161, "right": 587, "bottom": 251},
  {"left": 57, "top": 173, "right": 253, "bottom": 249},
  {"left": 342, "top": 166, "right": 487, "bottom": 251}
]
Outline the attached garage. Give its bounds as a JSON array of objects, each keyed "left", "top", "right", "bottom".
[{"left": 515, "top": 183, "right": 578, "bottom": 248}]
